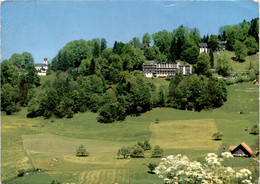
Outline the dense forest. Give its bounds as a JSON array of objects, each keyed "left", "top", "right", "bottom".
[{"left": 1, "top": 18, "right": 258, "bottom": 122}]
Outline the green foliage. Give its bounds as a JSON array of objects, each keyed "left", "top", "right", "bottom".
[
  {"left": 1, "top": 59, "right": 19, "bottom": 85},
  {"left": 100, "top": 38, "right": 107, "bottom": 52},
  {"left": 209, "top": 48, "right": 214, "bottom": 67},
  {"left": 212, "top": 132, "right": 223, "bottom": 140},
  {"left": 157, "top": 85, "right": 167, "bottom": 107},
  {"left": 76, "top": 144, "right": 89, "bottom": 157},
  {"left": 151, "top": 145, "right": 163, "bottom": 158},
  {"left": 117, "top": 147, "right": 131, "bottom": 159},
  {"left": 130, "top": 144, "right": 145, "bottom": 158},
  {"left": 248, "top": 18, "right": 259, "bottom": 43},
  {"left": 144, "top": 47, "right": 157, "bottom": 60},
  {"left": 10, "top": 53, "right": 25, "bottom": 65},
  {"left": 155, "top": 53, "right": 167, "bottom": 63},
  {"left": 208, "top": 35, "right": 219, "bottom": 51},
  {"left": 244, "top": 36, "right": 258, "bottom": 55},
  {"left": 27, "top": 97, "right": 40, "bottom": 117},
  {"left": 181, "top": 41, "right": 199, "bottom": 64},
  {"left": 1, "top": 83, "right": 19, "bottom": 115},
  {"left": 168, "top": 37, "right": 177, "bottom": 63},
  {"left": 52, "top": 39, "right": 91, "bottom": 70},
  {"left": 129, "top": 37, "right": 141, "bottom": 48},
  {"left": 195, "top": 53, "right": 211, "bottom": 76},
  {"left": 216, "top": 55, "right": 232, "bottom": 77},
  {"left": 168, "top": 75, "right": 227, "bottom": 111},
  {"left": 148, "top": 163, "right": 158, "bottom": 173},
  {"left": 22, "top": 52, "right": 34, "bottom": 64},
  {"left": 142, "top": 33, "right": 151, "bottom": 45},
  {"left": 136, "top": 140, "right": 152, "bottom": 151},
  {"left": 113, "top": 41, "right": 125, "bottom": 55},
  {"left": 152, "top": 30, "right": 173, "bottom": 54},
  {"left": 143, "top": 139, "right": 152, "bottom": 151},
  {"left": 93, "top": 41, "right": 100, "bottom": 58},
  {"left": 249, "top": 125, "right": 259, "bottom": 135},
  {"left": 234, "top": 41, "right": 247, "bottom": 61}
]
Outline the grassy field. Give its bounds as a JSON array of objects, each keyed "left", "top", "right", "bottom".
[
  {"left": 2, "top": 76, "right": 259, "bottom": 183},
  {"left": 214, "top": 51, "right": 259, "bottom": 71},
  {"left": 150, "top": 119, "right": 222, "bottom": 150}
]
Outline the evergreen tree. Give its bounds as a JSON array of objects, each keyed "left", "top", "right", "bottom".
[
  {"left": 93, "top": 41, "right": 100, "bottom": 58},
  {"left": 100, "top": 38, "right": 107, "bottom": 52},
  {"left": 168, "top": 37, "right": 177, "bottom": 63}
]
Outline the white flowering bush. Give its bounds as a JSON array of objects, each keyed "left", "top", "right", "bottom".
[{"left": 155, "top": 152, "right": 252, "bottom": 184}]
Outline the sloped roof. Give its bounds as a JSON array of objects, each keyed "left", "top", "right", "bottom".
[
  {"left": 241, "top": 142, "right": 253, "bottom": 154},
  {"left": 230, "top": 142, "right": 253, "bottom": 155},
  {"left": 229, "top": 146, "right": 236, "bottom": 151}
]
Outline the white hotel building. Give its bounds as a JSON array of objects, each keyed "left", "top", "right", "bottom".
[{"left": 142, "top": 62, "right": 192, "bottom": 78}]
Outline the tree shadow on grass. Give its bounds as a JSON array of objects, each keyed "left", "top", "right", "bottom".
[
  {"left": 147, "top": 171, "right": 156, "bottom": 174},
  {"left": 212, "top": 138, "right": 222, "bottom": 141}
]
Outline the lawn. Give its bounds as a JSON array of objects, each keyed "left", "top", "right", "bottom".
[{"left": 1, "top": 81, "right": 259, "bottom": 183}]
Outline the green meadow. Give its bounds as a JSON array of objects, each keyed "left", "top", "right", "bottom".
[
  {"left": 2, "top": 75, "right": 259, "bottom": 183},
  {"left": 214, "top": 51, "right": 259, "bottom": 71}
]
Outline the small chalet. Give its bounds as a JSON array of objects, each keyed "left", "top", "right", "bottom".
[
  {"left": 139, "top": 43, "right": 149, "bottom": 50},
  {"left": 198, "top": 43, "right": 208, "bottom": 54},
  {"left": 229, "top": 142, "right": 253, "bottom": 157},
  {"left": 35, "top": 58, "right": 48, "bottom": 76},
  {"left": 218, "top": 41, "right": 227, "bottom": 51}
]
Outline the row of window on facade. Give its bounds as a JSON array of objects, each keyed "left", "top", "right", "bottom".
[{"left": 142, "top": 62, "right": 192, "bottom": 78}]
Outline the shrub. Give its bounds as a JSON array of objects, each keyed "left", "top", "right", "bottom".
[
  {"left": 130, "top": 145, "right": 145, "bottom": 158},
  {"left": 17, "top": 169, "right": 25, "bottom": 177},
  {"left": 148, "top": 163, "right": 158, "bottom": 173},
  {"left": 250, "top": 125, "right": 259, "bottom": 135},
  {"left": 76, "top": 144, "right": 89, "bottom": 157},
  {"left": 212, "top": 132, "right": 223, "bottom": 140},
  {"left": 143, "top": 139, "right": 152, "bottom": 151},
  {"left": 151, "top": 145, "right": 163, "bottom": 158}
]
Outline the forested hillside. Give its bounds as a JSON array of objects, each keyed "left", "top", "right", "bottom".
[{"left": 1, "top": 18, "right": 258, "bottom": 123}]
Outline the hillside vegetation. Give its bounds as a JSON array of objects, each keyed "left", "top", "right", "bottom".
[{"left": 2, "top": 80, "right": 258, "bottom": 183}]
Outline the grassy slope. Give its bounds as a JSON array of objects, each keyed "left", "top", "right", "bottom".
[
  {"left": 2, "top": 75, "right": 259, "bottom": 183},
  {"left": 213, "top": 51, "right": 259, "bottom": 71}
]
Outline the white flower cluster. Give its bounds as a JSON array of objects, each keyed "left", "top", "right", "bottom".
[
  {"left": 155, "top": 153, "right": 253, "bottom": 184},
  {"left": 205, "top": 153, "right": 223, "bottom": 168},
  {"left": 221, "top": 152, "right": 234, "bottom": 158}
]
